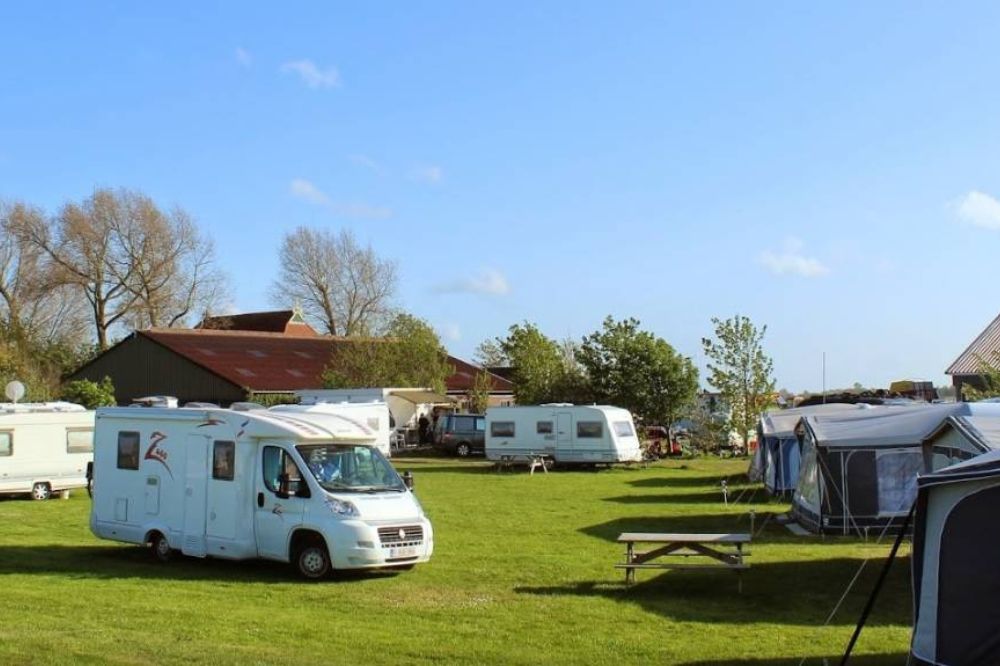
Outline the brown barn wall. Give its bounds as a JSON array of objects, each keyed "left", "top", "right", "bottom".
[{"left": 70, "top": 334, "right": 247, "bottom": 405}]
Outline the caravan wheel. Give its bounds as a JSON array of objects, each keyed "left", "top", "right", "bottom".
[{"left": 31, "top": 483, "right": 51, "bottom": 501}]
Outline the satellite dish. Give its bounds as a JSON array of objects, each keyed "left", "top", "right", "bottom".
[{"left": 5, "top": 381, "right": 25, "bottom": 403}]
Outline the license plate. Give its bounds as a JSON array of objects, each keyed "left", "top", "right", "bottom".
[{"left": 390, "top": 546, "right": 417, "bottom": 558}]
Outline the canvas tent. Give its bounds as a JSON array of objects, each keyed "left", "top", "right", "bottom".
[
  {"left": 793, "top": 404, "right": 962, "bottom": 535},
  {"left": 910, "top": 449, "right": 1000, "bottom": 665},
  {"left": 921, "top": 414, "right": 1000, "bottom": 473},
  {"left": 750, "top": 403, "right": 871, "bottom": 494}
]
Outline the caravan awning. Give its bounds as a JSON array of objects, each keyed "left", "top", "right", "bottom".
[{"left": 388, "top": 389, "right": 456, "bottom": 405}]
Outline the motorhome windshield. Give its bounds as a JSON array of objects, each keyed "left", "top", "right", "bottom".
[{"left": 297, "top": 443, "right": 406, "bottom": 493}]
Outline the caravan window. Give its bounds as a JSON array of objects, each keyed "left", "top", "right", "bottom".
[
  {"left": 0, "top": 432, "right": 10, "bottom": 457},
  {"left": 491, "top": 422, "right": 515, "bottom": 437},
  {"left": 212, "top": 441, "right": 235, "bottom": 481},
  {"left": 66, "top": 429, "right": 94, "bottom": 454},
  {"left": 577, "top": 421, "right": 603, "bottom": 438},
  {"left": 613, "top": 421, "right": 634, "bottom": 437},
  {"left": 117, "top": 432, "right": 140, "bottom": 470},
  {"left": 537, "top": 421, "right": 553, "bottom": 434}
]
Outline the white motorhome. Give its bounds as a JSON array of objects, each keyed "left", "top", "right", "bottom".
[
  {"left": 0, "top": 402, "right": 95, "bottom": 500},
  {"left": 89, "top": 406, "right": 433, "bottom": 578},
  {"left": 276, "top": 399, "right": 392, "bottom": 456},
  {"left": 485, "top": 405, "right": 642, "bottom": 464}
]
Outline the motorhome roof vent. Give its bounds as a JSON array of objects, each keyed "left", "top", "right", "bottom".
[
  {"left": 230, "top": 402, "right": 266, "bottom": 412},
  {"left": 184, "top": 402, "right": 220, "bottom": 409},
  {"left": 539, "top": 403, "right": 574, "bottom": 407}
]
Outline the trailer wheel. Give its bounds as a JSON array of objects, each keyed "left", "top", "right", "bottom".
[
  {"left": 296, "top": 542, "right": 331, "bottom": 580},
  {"left": 455, "top": 442, "right": 471, "bottom": 457},
  {"left": 31, "top": 482, "right": 51, "bottom": 501},
  {"left": 151, "top": 532, "right": 173, "bottom": 563}
]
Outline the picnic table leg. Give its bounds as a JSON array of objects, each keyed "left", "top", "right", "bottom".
[
  {"left": 736, "top": 543, "right": 744, "bottom": 593},
  {"left": 625, "top": 542, "right": 635, "bottom": 585}
]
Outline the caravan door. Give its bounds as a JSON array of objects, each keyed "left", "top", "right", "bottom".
[
  {"left": 182, "top": 435, "right": 209, "bottom": 557},
  {"left": 555, "top": 412, "right": 572, "bottom": 459}
]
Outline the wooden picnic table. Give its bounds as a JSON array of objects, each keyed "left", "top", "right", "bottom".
[
  {"left": 494, "top": 452, "right": 553, "bottom": 475},
  {"left": 616, "top": 532, "right": 751, "bottom": 590}
]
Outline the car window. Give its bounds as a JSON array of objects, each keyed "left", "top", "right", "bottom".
[
  {"left": 475, "top": 417, "right": 485, "bottom": 431},
  {"left": 454, "top": 415, "right": 475, "bottom": 431}
]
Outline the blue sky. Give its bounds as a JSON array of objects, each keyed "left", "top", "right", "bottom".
[{"left": 2, "top": 2, "right": 999, "bottom": 392}]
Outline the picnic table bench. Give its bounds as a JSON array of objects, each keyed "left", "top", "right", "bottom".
[
  {"left": 616, "top": 532, "right": 751, "bottom": 590},
  {"left": 493, "top": 452, "right": 553, "bottom": 475}
]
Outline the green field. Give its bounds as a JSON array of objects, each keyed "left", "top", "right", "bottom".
[{"left": 0, "top": 457, "right": 912, "bottom": 664}]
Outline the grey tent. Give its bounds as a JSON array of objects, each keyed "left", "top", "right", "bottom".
[
  {"left": 751, "top": 403, "right": 870, "bottom": 495},
  {"left": 794, "top": 404, "right": 959, "bottom": 535},
  {"left": 910, "top": 449, "right": 1000, "bottom": 665},
  {"left": 921, "top": 414, "right": 1000, "bottom": 473}
]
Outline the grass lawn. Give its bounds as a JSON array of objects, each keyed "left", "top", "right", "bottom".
[{"left": 0, "top": 457, "right": 912, "bottom": 665}]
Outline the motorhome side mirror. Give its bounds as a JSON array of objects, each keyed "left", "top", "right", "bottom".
[{"left": 402, "top": 471, "right": 414, "bottom": 490}]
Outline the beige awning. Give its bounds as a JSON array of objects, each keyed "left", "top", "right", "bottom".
[{"left": 386, "top": 388, "right": 456, "bottom": 405}]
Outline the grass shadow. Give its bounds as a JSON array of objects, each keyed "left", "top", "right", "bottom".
[
  {"left": 514, "top": 556, "right": 911, "bottom": 628},
  {"left": 676, "top": 655, "right": 908, "bottom": 666},
  {"left": 582, "top": 513, "right": 788, "bottom": 544},
  {"left": 603, "top": 489, "right": 772, "bottom": 505},
  {"left": 0, "top": 544, "right": 405, "bottom": 584},
  {"left": 627, "top": 472, "right": 753, "bottom": 489}
]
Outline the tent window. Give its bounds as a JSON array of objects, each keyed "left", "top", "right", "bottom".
[
  {"left": 795, "top": 439, "right": 821, "bottom": 513},
  {"left": 875, "top": 449, "right": 923, "bottom": 515}
]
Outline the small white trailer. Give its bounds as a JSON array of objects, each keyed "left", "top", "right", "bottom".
[
  {"left": 89, "top": 405, "right": 433, "bottom": 578},
  {"left": 0, "top": 402, "right": 95, "bottom": 500},
  {"left": 275, "top": 399, "right": 392, "bottom": 457},
  {"left": 485, "top": 404, "right": 642, "bottom": 465}
]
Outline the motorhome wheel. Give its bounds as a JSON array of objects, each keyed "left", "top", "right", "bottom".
[
  {"left": 456, "top": 442, "right": 471, "bottom": 457},
  {"left": 151, "top": 533, "right": 173, "bottom": 563},
  {"left": 31, "top": 482, "right": 51, "bottom": 501},
  {"left": 297, "top": 544, "right": 331, "bottom": 579}
]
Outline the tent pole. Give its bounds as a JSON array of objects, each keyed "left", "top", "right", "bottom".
[{"left": 839, "top": 501, "right": 916, "bottom": 665}]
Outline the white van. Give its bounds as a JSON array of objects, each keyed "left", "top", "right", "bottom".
[
  {"left": 274, "top": 400, "right": 392, "bottom": 457},
  {"left": 0, "top": 402, "right": 95, "bottom": 500},
  {"left": 485, "top": 405, "right": 642, "bottom": 464},
  {"left": 89, "top": 406, "right": 433, "bottom": 578}
]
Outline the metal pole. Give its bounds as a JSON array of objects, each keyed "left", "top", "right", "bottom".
[{"left": 822, "top": 352, "right": 827, "bottom": 404}]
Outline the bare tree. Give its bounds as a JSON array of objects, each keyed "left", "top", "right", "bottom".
[
  {"left": 12, "top": 188, "right": 227, "bottom": 349},
  {"left": 0, "top": 201, "right": 88, "bottom": 346},
  {"left": 270, "top": 226, "right": 397, "bottom": 336}
]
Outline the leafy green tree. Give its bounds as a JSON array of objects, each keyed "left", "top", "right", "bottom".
[
  {"left": 701, "top": 315, "right": 776, "bottom": 449},
  {"left": 960, "top": 353, "right": 1000, "bottom": 401},
  {"left": 322, "top": 313, "right": 452, "bottom": 393},
  {"left": 497, "top": 322, "right": 566, "bottom": 404},
  {"left": 61, "top": 376, "right": 116, "bottom": 408},
  {"left": 473, "top": 339, "right": 507, "bottom": 367},
  {"left": 466, "top": 370, "right": 494, "bottom": 413},
  {"left": 576, "top": 316, "right": 698, "bottom": 427}
]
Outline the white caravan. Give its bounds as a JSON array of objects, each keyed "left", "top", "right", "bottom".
[
  {"left": 275, "top": 400, "right": 392, "bottom": 456},
  {"left": 0, "top": 402, "right": 95, "bottom": 500},
  {"left": 89, "top": 406, "right": 433, "bottom": 578},
  {"left": 485, "top": 405, "right": 642, "bottom": 464},
  {"left": 296, "top": 388, "right": 455, "bottom": 440}
]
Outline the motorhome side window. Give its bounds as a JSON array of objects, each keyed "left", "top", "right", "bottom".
[
  {"left": 117, "top": 432, "right": 140, "bottom": 470},
  {"left": 262, "top": 446, "right": 308, "bottom": 497},
  {"left": 212, "top": 441, "right": 235, "bottom": 481},
  {"left": 0, "top": 432, "right": 11, "bottom": 457},
  {"left": 536, "top": 421, "right": 553, "bottom": 434},
  {"left": 577, "top": 422, "right": 603, "bottom": 438},
  {"left": 491, "top": 421, "right": 515, "bottom": 437},
  {"left": 67, "top": 429, "right": 94, "bottom": 454}
]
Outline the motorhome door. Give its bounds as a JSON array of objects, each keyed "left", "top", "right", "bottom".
[
  {"left": 254, "top": 445, "right": 306, "bottom": 560},
  {"left": 182, "top": 435, "right": 209, "bottom": 557},
  {"left": 206, "top": 440, "right": 239, "bottom": 542}
]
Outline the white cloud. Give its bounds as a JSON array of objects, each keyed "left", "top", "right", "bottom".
[
  {"left": 349, "top": 154, "right": 383, "bottom": 173},
  {"left": 289, "top": 179, "right": 392, "bottom": 219},
  {"left": 433, "top": 268, "right": 510, "bottom": 296},
  {"left": 409, "top": 164, "right": 444, "bottom": 184},
  {"left": 954, "top": 190, "right": 1000, "bottom": 230},
  {"left": 440, "top": 322, "right": 462, "bottom": 342},
  {"left": 281, "top": 59, "right": 340, "bottom": 89},
  {"left": 235, "top": 47, "right": 252, "bottom": 66},
  {"left": 758, "top": 238, "right": 829, "bottom": 278}
]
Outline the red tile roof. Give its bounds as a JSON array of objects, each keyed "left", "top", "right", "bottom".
[{"left": 139, "top": 329, "right": 513, "bottom": 393}]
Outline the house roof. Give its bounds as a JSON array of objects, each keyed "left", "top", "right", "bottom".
[
  {"left": 137, "top": 328, "right": 513, "bottom": 394},
  {"left": 947, "top": 311, "right": 1000, "bottom": 376},
  {"left": 197, "top": 310, "right": 319, "bottom": 337}
]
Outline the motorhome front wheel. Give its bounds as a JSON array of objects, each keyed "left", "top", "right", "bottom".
[{"left": 297, "top": 544, "right": 331, "bottom": 580}]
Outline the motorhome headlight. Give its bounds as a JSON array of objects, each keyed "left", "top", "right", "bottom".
[{"left": 325, "top": 497, "right": 360, "bottom": 517}]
